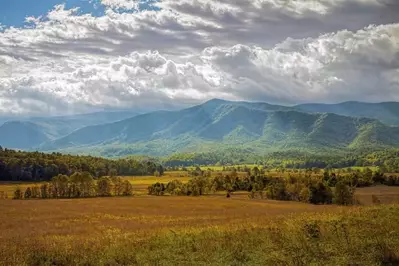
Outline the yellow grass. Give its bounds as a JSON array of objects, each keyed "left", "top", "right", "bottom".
[{"left": 2, "top": 176, "right": 399, "bottom": 265}]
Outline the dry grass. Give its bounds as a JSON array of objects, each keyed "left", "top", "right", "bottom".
[
  {"left": 356, "top": 185, "right": 399, "bottom": 205},
  {"left": 0, "top": 195, "right": 335, "bottom": 238},
  {"left": 1, "top": 197, "right": 399, "bottom": 265},
  {"left": 2, "top": 173, "right": 399, "bottom": 264},
  {"left": 0, "top": 195, "right": 338, "bottom": 265}
]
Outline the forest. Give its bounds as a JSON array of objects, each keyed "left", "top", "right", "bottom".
[
  {"left": 0, "top": 147, "right": 163, "bottom": 182},
  {"left": 163, "top": 149, "right": 399, "bottom": 172}
]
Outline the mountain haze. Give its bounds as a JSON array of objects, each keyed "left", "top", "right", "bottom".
[
  {"left": 0, "top": 111, "right": 139, "bottom": 149},
  {"left": 39, "top": 99, "right": 399, "bottom": 156},
  {"left": 296, "top": 102, "right": 399, "bottom": 126},
  {"left": 0, "top": 121, "right": 50, "bottom": 149}
]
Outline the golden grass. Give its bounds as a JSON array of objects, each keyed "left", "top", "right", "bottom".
[
  {"left": 1, "top": 196, "right": 399, "bottom": 265},
  {"left": 2, "top": 171, "right": 399, "bottom": 265}
]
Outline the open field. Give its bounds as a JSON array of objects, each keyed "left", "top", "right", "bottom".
[
  {"left": 2, "top": 168, "right": 399, "bottom": 265},
  {"left": 2, "top": 173, "right": 399, "bottom": 264},
  {"left": 1, "top": 195, "right": 399, "bottom": 265}
]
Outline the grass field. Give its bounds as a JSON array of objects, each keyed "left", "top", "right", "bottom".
[
  {"left": 1, "top": 196, "right": 399, "bottom": 265},
  {"left": 2, "top": 173, "right": 399, "bottom": 265}
]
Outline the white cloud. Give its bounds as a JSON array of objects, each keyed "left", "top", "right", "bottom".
[
  {"left": 0, "top": 1, "right": 398, "bottom": 115},
  {"left": 101, "top": 0, "right": 140, "bottom": 10}
]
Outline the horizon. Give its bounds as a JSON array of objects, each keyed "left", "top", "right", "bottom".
[{"left": 2, "top": 98, "right": 399, "bottom": 119}]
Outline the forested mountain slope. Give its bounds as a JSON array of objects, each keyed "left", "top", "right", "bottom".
[{"left": 40, "top": 99, "right": 399, "bottom": 156}]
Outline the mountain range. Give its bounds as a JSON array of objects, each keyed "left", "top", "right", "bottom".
[
  {"left": 2, "top": 99, "right": 399, "bottom": 156},
  {"left": 0, "top": 111, "right": 138, "bottom": 149}
]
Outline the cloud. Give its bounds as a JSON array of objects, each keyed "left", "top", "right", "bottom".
[
  {"left": 0, "top": 1, "right": 398, "bottom": 115},
  {"left": 100, "top": 0, "right": 140, "bottom": 10}
]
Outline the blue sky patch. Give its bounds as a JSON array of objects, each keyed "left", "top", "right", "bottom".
[{"left": 0, "top": 0, "right": 159, "bottom": 29}]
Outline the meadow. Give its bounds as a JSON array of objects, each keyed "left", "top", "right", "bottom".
[{"left": 2, "top": 171, "right": 399, "bottom": 265}]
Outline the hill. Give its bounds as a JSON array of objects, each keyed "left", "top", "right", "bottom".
[
  {"left": 29, "top": 110, "right": 139, "bottom": 139},
  {"left": 40, "top": 99, "right": 399, "bottom": 156},
  {"left": 296, "top": 101, "right": 399, "bottom": 126},
  {"left": 0, "top": 110, "right": 139, "bottom": 149},
  {"left": 0, "top": 121, "right": 50, "bottom": 149}
]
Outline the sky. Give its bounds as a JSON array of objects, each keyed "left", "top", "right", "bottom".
[{"left": 0, "top": 0, "right": 398, "bottom": 116}]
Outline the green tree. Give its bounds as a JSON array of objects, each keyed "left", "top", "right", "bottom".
[
  {"left": 122, "top": 180, "right": 133, "bottom": 196},
  {"left": 252, "top": 167, "right": 260, "bottom": 177},
  {"left": 334, "top": 181, "right": 356, "bottom": 205},
  {"left": 148, "top": 182, "right": 165, "bottom": 196},
  {"left": 309, "top": 182, "right": 332, "bottom": 205},
  {"left": 166, "top": 179, "right": 184, "bottom": 195},
  {"left": 108, "top": 168, "right": 118, "bottom": 178},
  {"left": 97, "top": 177, "right": 113, "bottom": 197},
  {"left": 51, "top": 174, "right": 69, "bottom": 198},
  {"left": 111, "top": 176, "right": 124, "bottom": 196}
]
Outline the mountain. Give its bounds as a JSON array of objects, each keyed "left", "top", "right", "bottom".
[
  {"left": 40, "top": 99, "right": 399, "bottom": 156},
  {"left": 0, "top": 110, "right": 139, "bottom": 150},
  {"left": 28, "top": 110, "right": 140, "bottom": 139},
  {"left": 0, "top": 121, "right": 50, "bottom": 149},
  {"left": 296, "top": 101, "right": 399, "bottom": 126}
]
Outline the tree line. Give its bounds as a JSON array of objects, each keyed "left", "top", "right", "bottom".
[
  {"left": 148, "top": 167, "right": 395, "bottom": 205},
  {"left": 0, "top": 147, "right": 164, "bottom": 181},
  {"left": 164, "top": 149, "right": 399, "bottom": 172},
  {"left": 13, "top": 171, "right": 133, "bottom": 199}
]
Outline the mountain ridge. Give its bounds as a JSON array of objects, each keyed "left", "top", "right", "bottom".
[
  {"left": 3, "top": 99, "right": 399, "bottom": 155},
  {"left": 38, "top": 99, "right": 399, "bottom": 156}
]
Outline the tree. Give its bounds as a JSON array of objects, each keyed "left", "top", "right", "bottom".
[
  {"left": 13, "top": 187, "right": 23, "bottom": 200},
  {"left": 252, "top": 167, "right": 260, "bottom": 177},
  {"left": 111, "top": 176, "right": 124, "bottom": 196},
  {"left": 24, "top": 187, "right": 32, "bottom": 199},
  {"left": 334, "top": 181, "right": 355, "bottom": 205},
  {"left": 97, "top": 177, "right": 113, "bottom": 197},
  {"left": 122, "top": 180, "right": 133, "bottom": 196},
  {"left": 148, "top": 182, "right": 165, "bottom": 196},
  {"left": 309, "top": 182, "right": 332, "bottom": 204},
  {"left": 156, "top": 165, "right": 164, "bottom": 176},
  {"left": 265, "top": 182, "right": 288, "bottom": 200},
  {"left": 187, "top": 176, "right": 210, "bottom": 196},
  {"left": 166, "top": 179, "right": 184, "bottom": 195},
  {"left": 31, "top": 186, "right": 40, "bottom": 198},
  {"left": 40, "top": 183, "right": 49, "bottom": 199},
  {"left": 108, "top": 168, "right": 118, "bottom": 178},
  {"left": 51, "top": 174, "right": 69, "bottom": 198}
]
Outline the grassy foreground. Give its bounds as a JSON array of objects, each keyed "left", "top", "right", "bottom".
[{"left": 1, "top": 199, "right": 399, "bottom": 265}]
